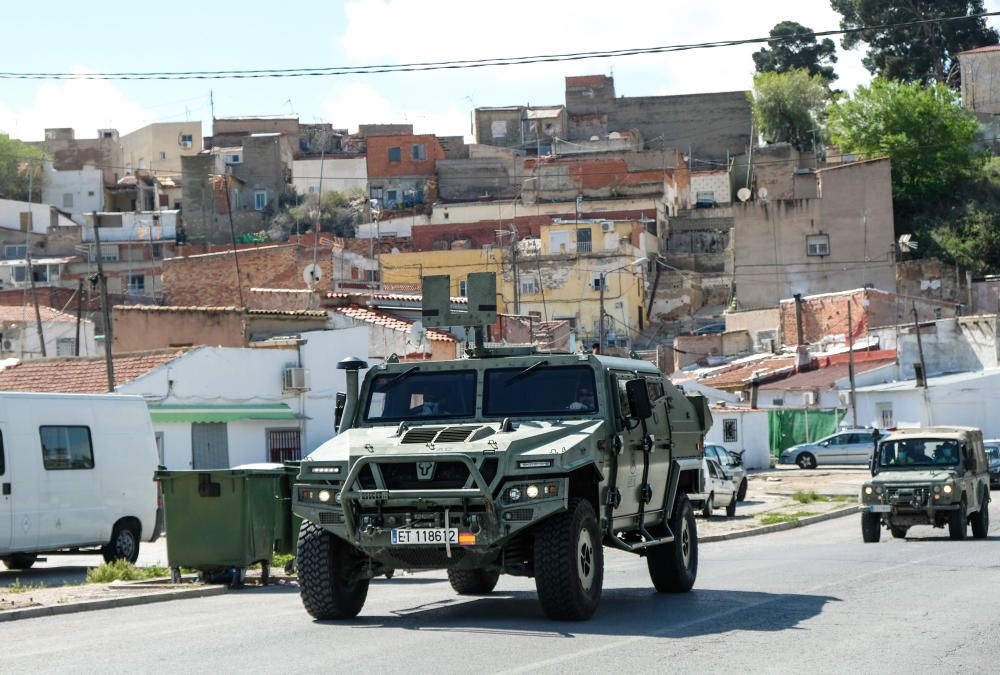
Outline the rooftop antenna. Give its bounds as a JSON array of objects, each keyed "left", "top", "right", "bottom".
[{"left": 737, "top": 187, "right": 751, "bottom": 203}]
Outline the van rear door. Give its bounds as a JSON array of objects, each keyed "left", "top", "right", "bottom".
[{"left": 0, "top": 425, "right": 11, "bottom": 552}]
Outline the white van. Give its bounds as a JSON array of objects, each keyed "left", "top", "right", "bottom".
[{"left": 0, "top": 392, "right": 161, "bottom": 570}]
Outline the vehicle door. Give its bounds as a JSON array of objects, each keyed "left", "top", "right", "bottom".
[
  {"left": 845, "top": 433, "right": 875, "bottom": 464},
  {"left": 706, "top": 459, "right": 735, "bottom": 505},
  {"left": 0, "top": 425, "right": 10, "bottom": 552},
  {"left": 817, "top": 434, "right": 850, "bottom": 463}
]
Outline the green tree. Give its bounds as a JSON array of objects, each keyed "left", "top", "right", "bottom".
[
  {"left": 750, "top": 70, "right": 831, "bottom": 151},
  {"left": 827, "top": 78, "right": 982, "bottom": 216},
  {"left": 286, "top": 188, "right": 367, "bottom": 237},
  {"left": 0, "top": 134, "right": 47, "bottom": 201},
  {"left": 831, "top": 0, "right": 998, "bottom": 85},
  {"left": 752, "top": 21, "right": 838, "bottom": 82}
]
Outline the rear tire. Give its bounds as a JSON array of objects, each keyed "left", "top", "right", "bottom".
[
  {"left": 702, "top": 493, "right": 714, "bottom": 519},
  {"left": 1, "top": 553, "right": 38, "bottom": 570},
  {"left": 447, "top": 568, "right": 500, "bottom": 595},
  {"left": 737, "top": 479, "right": 748, "bottom": 502},
  {"left": 949, "top": 499, "right": 968, "bottom": 540},
  {"left": 298, "top": 521, "right": 370, "bottom": 619},
  {"left": 102, "top": 522, "right": 140, "bottom": 564},
  {"left": 647, "top": 494, "right": 698, "bottom": 593},
  {"left": 971, "top": 498, "right": 990, "bottom": 539},
  {"left": 533, "top": 498, "right": 603, "bottom": 621},
  {"left": 890, "top": 526, "right": 908, "bottom": 539},
  {"left": 725, "top": 495, "right": 736, "bottom": 518},
  {"left": 797, "top": 453, "right": 817, "bottom": 470},
  {"left": 861, "top": 511, "right": 881, "bottom": 543}
]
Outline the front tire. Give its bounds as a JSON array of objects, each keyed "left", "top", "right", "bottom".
[
  {"left": 890, "top": 526, "right": 908, "bottom": 539},
  {"left": 447, "top": 568, "right": 500, "bottom": 595},
  {"left": 861, "top": 511, "right": 881, "bottom": 542},
  {"left": 702, "top": 493, "right": 714, "bottom": 519},
  {"left": 737, "top": 479, "right": 748, "bottom": 502},
  {"left": 725, "top": 495, "right": 736, "bottom": 518},
  {"left": 949, "top": 499, "right": 968, "bottom": 540},
  {"left": 102, "top": 522, "right": 140, "bottom": 564},
  {"left": 297, "top": 521, "right": 370, "bottom": 619},
  {"left": 1, "top": 553, "right": 38, "bottom": 570},
  {"left": 533, "top": 498, "right": 603, "bottom": 621},
  {"left": 647, "top": 494, "right": 698, "bottom": 593},
  {"left": 797, "top": 453, "right": 817, "bottom": 470},
  {"left": 971, "top": 498, "right": 990, "bottom": 539}
]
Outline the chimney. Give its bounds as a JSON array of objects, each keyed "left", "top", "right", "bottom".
[
  {"left": 749, "top": 375, "right": 760, "bottom": 409},
  {"left": 794, "top": 293, "right": 805, "bottom": 345}
]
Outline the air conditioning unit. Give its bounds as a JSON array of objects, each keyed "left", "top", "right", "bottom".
[
  {"left": 838, "top": 391, "right": 853, "bottom": 407},
  {"left": 803, "top": 391, "right": 817, "bottom": 406},
  {"left": 600, "top": 221, "right": 614, "bottom": 232},
  {"left": 282, "top": 367, "right": 309, "bottom": 392},
  {"left": 180, "top": 140, "right": 193, "bottom": 149}
]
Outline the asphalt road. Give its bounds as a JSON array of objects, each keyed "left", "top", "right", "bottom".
[{"left": 4, "top": 514, "right": 999, "bottom": 674}]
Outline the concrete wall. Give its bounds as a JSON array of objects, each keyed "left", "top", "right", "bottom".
[
  {"left": 724, "top": 307, "right": 780, "bottom": 350},
  {"left": 36, "top": 128, "right": 123, "bottom": 186},
  {"left": 704, "top": 407, "right": 771, "bottom": 470},
  {"left": 896, "top": 258, "right": 969, "bottom": 310},
  {"left": 891, "top": 315, "right": 999, "bottom": 379},
  {"left": 0, "top": 311, "right": 97, "bottom": 360},
  {"left": 733, "top": 159, "right": 895, "bottom": 309},
  {"left": 0, "top": 198, "right": 74, "bottom": 234},
  {"left": 292, "top": 156, "right": 367, "bottom": 196},
  {"left": 120, "top": 122, "right": 202, "bottom": 177},
  {"left": 82, "top": 211, "right": 177, "bottom": 243},
  {"left": 960, "top": 50, "right": 1000, "bottom": 114},
  {"left": 41, "top": 164, "right": 104, "bottom": 222},
  {"left": 690, "top": 171, "right": 732, "bottom": 205}
]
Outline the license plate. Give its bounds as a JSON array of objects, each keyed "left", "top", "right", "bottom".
[
  {"left": 391, "top": 528, "right": 458, "bottom": 545},
  {"left": 869, "top": 505, "right": 892, "bottom": 513}
]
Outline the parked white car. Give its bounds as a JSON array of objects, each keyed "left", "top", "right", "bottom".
[
  {"left": 0, "top": 392, "right": 162, "bottom": 570},
  {"left": 704, "top": 444, "right": 748, "bottom": 501},
  {"left": 688, "top": 457, "right": 737, "bottom": 518}
]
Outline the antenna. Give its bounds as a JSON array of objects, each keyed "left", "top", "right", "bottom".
[
  {"left": 405, "top": 321, "right": 428, "bottom": 358},
  {"left": 757, "top": 187, "right": 769, "bottom": 201},
  {"left": 303, "top": 264, "right": 323, "bottom": 290},
  {"left": 897, "top": 233, "right": 918, "bottom": 252},
  {"left": 737, "top": 187, "right": 752, "bottom": 202}
]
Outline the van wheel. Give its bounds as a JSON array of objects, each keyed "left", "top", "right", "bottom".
[
  {"left": 702, "top": 493, "right": 714, "bottom": 519},
  {"left": 890, "top": 526, "right": 908, "bottom": 539},
  {"left": 949, "top": 498, "right": 968, "bottom": 540},
  {"left": 725, "top": 495, "right": 736, "bottom": 518},
  {"left": 647, "top": 494, "right": 698, "bottom": 593},
  {"left": 861, "top": 512, "right": 881, "bottom": 543},
  {"left": 533, "top": 498, "right": 603, "bottom": 620},
  {"left": 971, "top": 498, "right": 990, "bottom": 539},
  {"left": 102, "top": 522, "right": 140, "bottom": 564},
  {"left": 797, "top": 453, "right": 817, "bottom": 470},
  {"left": 1, "top": 553, "right": 38, "bottom": 570},
  {"left": 297, "top": 521, "right": 369, "bottom": 619},
  {"left": 447, "top": 568, "right": 500, "bottom": 595},
  {"left": 737, "top": 479, "right": 748, "bottom": 502}
]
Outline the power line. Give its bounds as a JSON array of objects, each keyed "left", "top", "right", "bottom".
[{"left": 1, "top": 12, "right": 998, "bottom": 81}]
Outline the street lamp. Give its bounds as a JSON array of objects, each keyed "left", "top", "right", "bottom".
[{"left": 597, "top": 257, "right": 646, "bottom": 354}]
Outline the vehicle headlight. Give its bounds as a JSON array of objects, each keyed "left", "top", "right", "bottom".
[
  {"left": 864, "top": 486, "right": 874, "bottom": 495},
  {"left": 508, "top": 487, "right": 522, "bottom": 502},
  {"left": 942, "top": 484, "right": 953, "bottom": 495},
  {"left": 526, "top": 485, "right": 539, "bottom": 499},
  {"left": 318, "top": 489, "right": 332, "bottom": 503}
]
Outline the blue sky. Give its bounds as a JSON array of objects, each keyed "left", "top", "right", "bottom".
[{"left": 3, "top": 0, "right": 999, "bottom": 142}]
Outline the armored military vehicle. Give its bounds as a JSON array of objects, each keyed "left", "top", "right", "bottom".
[
  {"left": 860, "top": 426, "right": 991, "bottom": 542},
  {"left": 292, "top": 273, "right": 711, "bottom": 620}
]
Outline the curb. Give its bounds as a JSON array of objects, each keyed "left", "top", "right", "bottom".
[
  {"left": 0, "top": 584, "right": 229, "bottom": 623},
  {"left": 700, "top": 505, "right": 861, "bottom": 543}
]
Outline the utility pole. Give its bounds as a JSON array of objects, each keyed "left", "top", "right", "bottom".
[
  {"left": 92, "top": 213, "right": 115, "bottom": 391},
  {"left": 598, "top": 271, "right": 606, "bottom": 354},
  {"left": 74, "top": 277, "right": 83, "bottom": 356},
  {"left": 912, "top": 301, "right": 928, "bottom": 390},
  {"left": 847, "top": 300, "right": 858, "bottom": 427},
  {"left": 25, "top": 163, "right": 46, "bottom": 357}
]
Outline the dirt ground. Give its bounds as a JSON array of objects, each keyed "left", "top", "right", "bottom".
[{"left": 1, "top": 465, "right": 866, "bottom": 615}]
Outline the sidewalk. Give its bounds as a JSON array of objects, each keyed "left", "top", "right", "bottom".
[{"left": 1, "top": 465, "right": 866, "bottom": 621}]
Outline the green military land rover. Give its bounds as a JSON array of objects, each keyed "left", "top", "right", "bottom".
[{"left": 861, "top": 426, "right": 991, "bottom": 542}]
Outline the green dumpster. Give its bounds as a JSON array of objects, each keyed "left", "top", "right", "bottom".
[
  {"left": 156, "top": 465, "right": 288, "bottom": 588},
  {"left": 274, "top": 461, "right": 302, "bottom": 557}
]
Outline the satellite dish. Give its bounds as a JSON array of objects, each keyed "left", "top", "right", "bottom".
[
  {"left": 303, "top": 264, "right": 323, "bottom": 289},
  {"left": 898, "top": 233, "right": 918, "bottom": 252},
  {"left": 737, "top": 187, "right": 752, "bottom": 202},
  {"left": 758, "top": 187, "right": 769, "bottom": 201},
  {"left": 406, "top": 321, "right": 427, "bottom": 356}
]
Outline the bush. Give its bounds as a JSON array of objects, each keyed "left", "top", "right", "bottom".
[{"left": 85, "top": 560, "right": 170, "bottom": 584}]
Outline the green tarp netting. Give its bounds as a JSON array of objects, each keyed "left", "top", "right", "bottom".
[{"left": 768, "top": 408, "right": 846, "bottom": 456}]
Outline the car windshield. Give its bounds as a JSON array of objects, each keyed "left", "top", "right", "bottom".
[
  {"left": 876, "top": 438, "right": 962, "bottom": 468},
  {"left": 484, "top": 365, "right": 597, "bottom": 416},
  {"left": 363, "top": 369, "right": 477, "bottom": 422},
  {"left": 986, "top": 445, "right": 1000, "bottom": 462}
]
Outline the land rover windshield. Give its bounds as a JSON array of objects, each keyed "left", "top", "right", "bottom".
[
  {"left": 484, "top": 364, "right": 598, "bottom": 416},
  {"left": 363, "top": 369, "right": 477, "bottom": 422},
  {"left": 876, "top": 438, "right": 962, "bottom": 469}
]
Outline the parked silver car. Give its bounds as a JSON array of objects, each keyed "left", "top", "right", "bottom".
[
  {"left": 779, "top": 429, "right": 878, "bottom": 469},
  {"left": 704, "top": 444, "right": 748, "bottom": 501}
]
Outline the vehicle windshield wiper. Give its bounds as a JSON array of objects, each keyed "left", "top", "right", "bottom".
[
  {"left": 507, "top": 360, "right": 548, "bottom": 385},
  {"left": 382, "top": 365, "right": 420, "bottom": 390}
]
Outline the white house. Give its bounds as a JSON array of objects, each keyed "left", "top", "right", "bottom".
[
  {"left": 0, "top": 304, "right": 97, "bottom": 359},
  {"left": 703, "top": 405, "right": 771, "bottom": 470},
  {"left": 853, "top": 368, "right": 1000, "bottom": 437}
]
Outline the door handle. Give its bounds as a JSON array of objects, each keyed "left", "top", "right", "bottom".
[{"left": 2, "top": 483, "right": 9, "bottom": 495}]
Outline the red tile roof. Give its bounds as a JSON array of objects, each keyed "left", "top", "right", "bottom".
[
  {"left": 698, "top": 356, "right": 798, "bottom": 390},
  {"left": 0, "top": 349, "right": 190, "bottom": 393},
  {"left": 758, "top": 358, "right": 896, "bottom": 392},
  {"left": 333, "top": 305, "right": 456, "bottom": 342},
  {"left": 960, "top": 45, "right": 1000, "bottom": 55},
  {"left": 0, "top": 305, "right": 79, "bottom": 324}
]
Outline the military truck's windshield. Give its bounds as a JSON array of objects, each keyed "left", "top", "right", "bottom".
[
  {"left": 363, "top": 369, "right": 477, "bottom": 422},
  {"left": 484, "top": 365, "right": 597, "bottom": 416},
  {"left": 877, "top": 438, "right": 962, "bottom": 468}
]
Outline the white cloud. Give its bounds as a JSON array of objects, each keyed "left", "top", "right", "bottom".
[{"left": 0, "top": 66, "right": 151, "bottom": 141}]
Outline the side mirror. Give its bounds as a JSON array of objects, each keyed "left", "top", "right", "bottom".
[
  {"left": 334, "top": 391, "right": 347, "bottom": 430},
  {"left": 625, "top": 379, "right": 652, "bottom": 420}
]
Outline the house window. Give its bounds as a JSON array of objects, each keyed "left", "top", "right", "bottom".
[
  {"left": 411, "top": 143, "right": 427, "bottom": 161},
  {"left": 63, "top": 193, "right": 74, "bottom": 208},
  {"left": 364, "top": 269, "right": 380, "bottom": 282},
  {"left": 159, "top": 151, "right": 167, "bottom": 160},
  {"left": 385, "top": 190, "right": 398, "bottom": 207},
  {"left": 877, "top": 402, "right": 894, "bottom": 428},
  {"left": 40, "top": 425, "right": 94, "bottom": 470},
  {"left": 254, "top": 191, "right": 268, "bottom": 211},
  {"left": 90, "top": 245, "right": 119, "bottom": 262},
  {"left": 806, "top": 234, "right": 830, "bottom": 257},
  {"left": 231, "top": 189, "right": 240, "bottom": 210},
  {"left": 5, "top": 244, "right": 26, "bottom": 259},
  {"left": 458, "top": 279, "right": 468, "bottom": 297},
  {"left": 268, "top": 429, "right": 302, "bottom": 463},
  {"left": 127, "top": 273, "right": 145, "bottom": 295},
  {"left": 592, "top": 275, "right": 605, "bottom": 292},
  {"left": 723, "top": 419, "right": 738, "bottom": 443},
  {"left": 87, "top": 190, "right": 95, "bottom": 197},
  {"left": 388, "top": 147, "right": 401, "bottom": 162},
  {"left": 576, "top": 227, "right": 592, "bottom": 253},
  {"left": 151, "top": 243, "right": 163, "bottom": 258},
  {"left": 519, "top": 275, "right": 539, "bottom": 296},
  {"left": 57, "top": 337, "right": 76, "bottom": 356},
  {"left": 180, "top": 134, "right": 193, "bottom": 145},
  {"left": 226, "top": 153, "right": 242, "bottom": 164}
]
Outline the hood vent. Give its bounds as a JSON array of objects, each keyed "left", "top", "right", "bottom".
[
  {"left": 400, "top": 426, "right": 446, "bottom": 444},
  {"left": 400, "top": 425, "right": 496, "bottom": 444}
]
